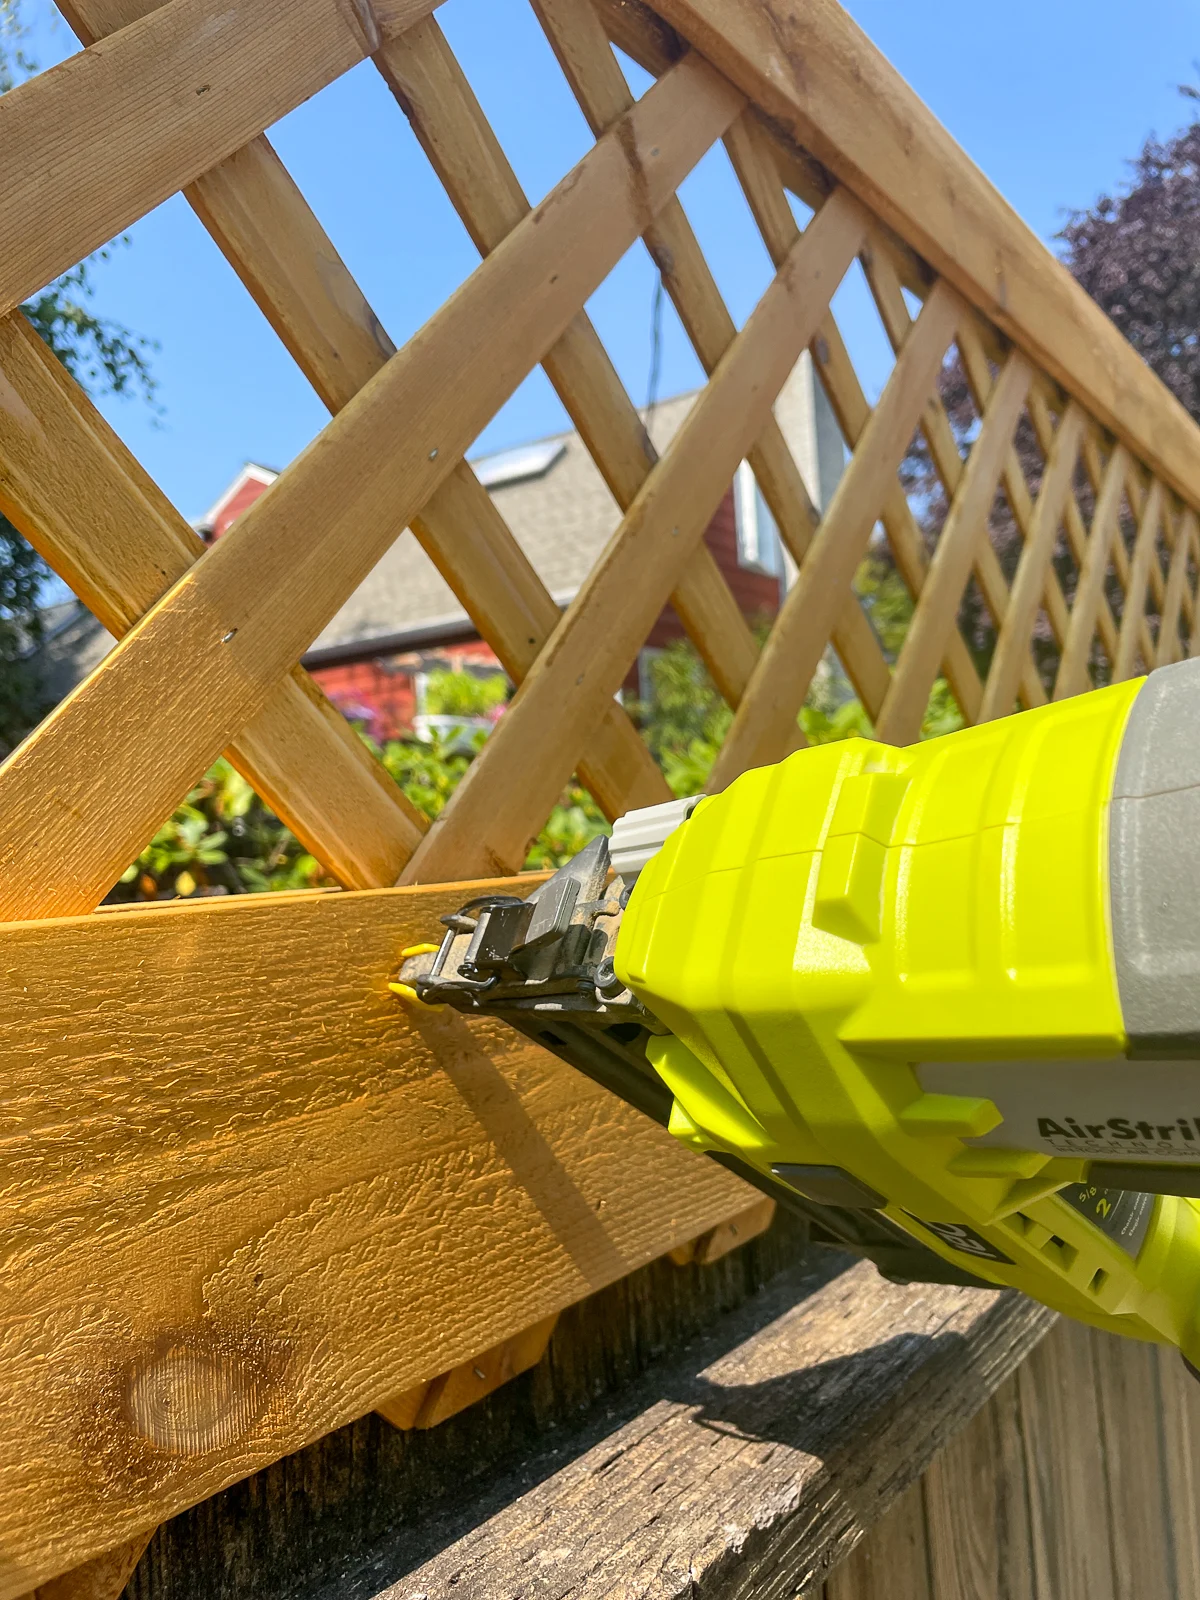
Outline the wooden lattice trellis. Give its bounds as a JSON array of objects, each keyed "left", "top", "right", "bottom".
[{"left": 3, "top": 0, "right": 1200, "bottom": 1589}]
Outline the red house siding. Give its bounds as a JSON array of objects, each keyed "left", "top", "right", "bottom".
[
  {"left": 212, "top": 473, "right": 778, "bottom": 742},
  {"left": 310, "top": 640, "right": 499, "bottom": 745},
  {"left": 640, "top": 486, "right": 780, "bottom": 655}
]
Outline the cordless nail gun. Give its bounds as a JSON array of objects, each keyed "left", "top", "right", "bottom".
[{"left": 395, "top": 657, "right": 1200, "bottom": 1371}]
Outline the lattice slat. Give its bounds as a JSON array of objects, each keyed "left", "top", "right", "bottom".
[
  {"left": 713, "top": 279, "right": 961, "bottom": 785},
  {"left": 722, "top": 120, "right": 1022, "bottom": 728},
  {"left": 530, "top": 0, "right": 894, "bottom": 722},
  {"left": 376, "top": 14, "right": 761, "bottom": 718},
  {"left": 979, "top": 401, "right": 1088, "bottom": 720},
  {"left": 1158, "top": 509, "right": 1198, "bottom": 667},
  {"left": 0, "top": 313, "right": 429, "bottom": 905},
  {"left": 1114, "top": 481, "right": 1167, "bottom": 680},
  {"left": 877, "top": 350, "right": 1034, "bottom": 745},
  {"left": 1055, "top": 445, "right": 1131, "bottom": 698},
  {"left": 404, "top": 185, "right": 870, "bottom": 880},
  {"left": 1025, "top": 392, "right": 1121, "bottom": 663},
  {"left": 0, "top": 52, "right": 736, "bottom": 918},
  {"left": 175, "top": 26, "right": 672, "bottom": 820},
  {"left": 867, "top": 278, "right": 1050, "bottom": 712},
  {"left": 0, "top": 0, "right": 408, "bottom": 319}
]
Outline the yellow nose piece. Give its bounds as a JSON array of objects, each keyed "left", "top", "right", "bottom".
[{"left": 389, "top": 945, "right": 448, "bottom": 1010}]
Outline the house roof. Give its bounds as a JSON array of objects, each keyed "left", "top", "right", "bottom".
[
  {"left": 307, "top": 391, "right": 696, "bottom": 658},
  {"left": 30, "top": 355, "right": 843, "bottom": 693},
  {"left": 192, "top": 461, "right": 278, "bottom": 539}
]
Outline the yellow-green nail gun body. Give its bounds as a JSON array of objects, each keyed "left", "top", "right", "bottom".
[{"left": 399, "top": 659, "right": 1200, "bottom": 1370}]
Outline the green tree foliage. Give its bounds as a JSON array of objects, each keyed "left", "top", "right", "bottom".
[
  {"left": 633, "top": 621, "right": 962, "bottom": 802},
  {"left": 112, "top": 679, "right": 614, "bottom": 900},
  {"left": 0, "top": 1, "right": 158, "bottom": 756},
  {"left": 422, "top": 666, "right": 508, "bottom": 718},
  {"left": 110, "top": 760, "right": 323, "bottom": 901},
  {"left": 1060, "top": 84, "right": 1200, "bottom": 425}
]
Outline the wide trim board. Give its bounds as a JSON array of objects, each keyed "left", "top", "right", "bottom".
[{"left": 0, "top": 882, "right": 747, "bottom": 1591}]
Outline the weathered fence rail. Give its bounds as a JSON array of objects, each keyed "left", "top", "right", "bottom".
[{"left": 1, "top": 0, "right": 1199, "bottom": 1591}]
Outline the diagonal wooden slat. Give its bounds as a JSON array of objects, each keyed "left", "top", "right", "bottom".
[
  {"left": 863, "top": 257, "right": 1051, "bottom": 712},
  {"left": 402, "top": 188, "right": 870, "bottom": 881},
  {"left": 600, "top": 0, "right": 1200, "bottom": 705},
  {"left": 875, "top": 350, "right": 1034, "bottom": 745},
  {"left": 816, "top": 322, "right": 986, "bottom": 731},
  {"left": 57, "top": 0, "right": 435, "bottom": 43},
  {"left": 1025, "top": 391, "right": 1120, "bottom": 664},
  {"left": 978, "top": 402, "right": 1088, "bottom": 721},
  {"left": 1110, "top": 452, "right": 1166, "bottom": 672},
  {"left": 0, "top": 311, "right": 428, "bottom": 903},
  {"left": 951, "top": 323, "right": 1062, "bottom": 704},
  {"left": 1158, "top": 509, "right": 1198, "bottom": 668},
  {"left": 596, "top": 0, "right": 1066, "bottom": 735},
  {"left": 529, "top": 0, "right": 892, "bottom": 720},
  {"left": 57, "top": 0, "right": 660, "bottom": 822},
  {"left": 58, "top": 0, "right": 650, "bottom": 864},
  {"left": 1153, "top": 509, "right": 1179, "bottom": 650},
  {"left": 710, "top": 280, "right": 960, "bottom": 786},
  {"left": 648, "top": 0, "right": 1200, "bottom": 513},
  {"left": 375, "top": 15, "right": 758, "bottom": 717},
  {"left": 192, "top": 130, "right": 670, "bottom": 820},
  {"left": 1053, "top": 445, "right": 1130, "bottom": 699},
  {"left": 0, "top": 0, "right": 442, "bottom": 319},
  {"left": 719, "top": 116, "right": 990, "bottom": 730},
  {"left": 0, "top": 53, "right": 740, "bottom": 921},
  {"left": 1101, "top": 430, "right": 1173, "bottom": 635},
  {"left": 1113, "top": 480, "right": 1166, "bottom": 681}
]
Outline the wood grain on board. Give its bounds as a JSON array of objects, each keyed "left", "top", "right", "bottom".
[
  {"left": 0, "top": 0, "right": 397, "bottom": 319},
  {"left": 0, "top": 880, "right": 750, "bottom": 1592},
  {"left": 382, "top": 1259, "right": 1053, "bottom": 1599}
]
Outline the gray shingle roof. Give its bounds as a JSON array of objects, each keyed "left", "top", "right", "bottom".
[
  {"left": 307, "top": 391, "right": 697, "bottom": 653},
  {"left": 29, "top": 356, "right": 843, "bottom": 693}
]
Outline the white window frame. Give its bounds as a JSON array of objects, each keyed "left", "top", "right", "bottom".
[{"left": 734, "top": 461, "right": 783, "bottom": 578}]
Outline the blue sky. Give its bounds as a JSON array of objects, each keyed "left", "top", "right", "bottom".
[{"left": 20, "top": 0, "right": 1197, "bottom": 527}]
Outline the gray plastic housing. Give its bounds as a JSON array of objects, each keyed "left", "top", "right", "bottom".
[{"left": 1110, "top": 657, "right": 1200, "bottom": 1056}]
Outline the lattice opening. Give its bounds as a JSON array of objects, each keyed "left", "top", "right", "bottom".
[
  {"left": 106, "top": 757, "right": 336, "bottom": 902},
  {"left": 957, "top": 571, "right": 995, "bottom": 680},
  {"left": 675, "top": 142, "right": 777, "bottom": 324},
  {"left": 805, "top": 642, "right": 868, "bottom": 741},
  {"left": 827, "top": 253, "right": 900, "bottom": 413}
]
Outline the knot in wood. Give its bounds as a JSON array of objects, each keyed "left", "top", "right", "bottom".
[{"left": 126, "top": 1344, "right": 263, "bottom": 1456}]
